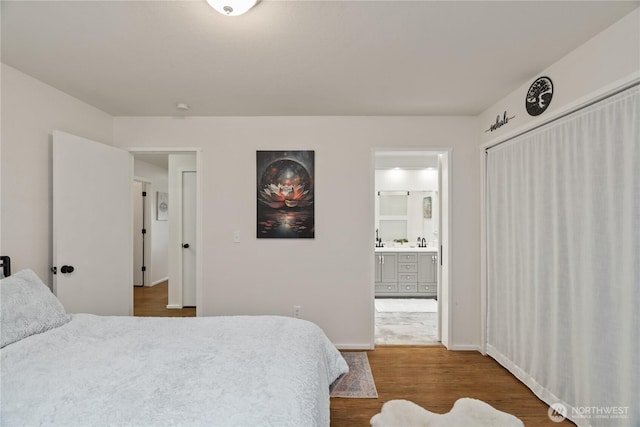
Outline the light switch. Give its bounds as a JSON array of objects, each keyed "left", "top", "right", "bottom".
[{"left": 233, "top": 231, "right": 240, "bottom": 243}]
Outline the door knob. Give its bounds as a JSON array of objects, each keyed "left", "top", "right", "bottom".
[
  {"left": 182, "top": 243, "right": 190, "bottom": 249},
  {"left": 60, "top": 265, "right": 75, "bottom": 274}
]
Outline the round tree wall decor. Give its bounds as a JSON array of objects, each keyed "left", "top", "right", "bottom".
[{"left": 526, "top": 76, "right": 553, "bottom": 116}]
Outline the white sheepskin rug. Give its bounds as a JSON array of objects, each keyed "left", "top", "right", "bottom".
[{"left": 370, "top": 398, "right": 524, "bottom": 427}]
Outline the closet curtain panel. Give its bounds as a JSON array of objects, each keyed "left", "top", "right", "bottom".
[{"left": 486, "top": 86, "right": 639, "bottom": 426}]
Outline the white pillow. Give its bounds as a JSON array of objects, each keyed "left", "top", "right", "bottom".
[{"left": 1, "top": 269, "right": 71, "bottom": 348}]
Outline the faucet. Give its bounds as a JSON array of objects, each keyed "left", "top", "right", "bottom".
[
  {"left": 376, "top": 229, "right": 384, "bottom": 247},
  {"left": 422, "top": 238, "right": 427, "bottom": 247}
]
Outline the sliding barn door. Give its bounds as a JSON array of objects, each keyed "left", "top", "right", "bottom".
[{"left": 52, "top": 130, "right": 132, "bottom": 315}]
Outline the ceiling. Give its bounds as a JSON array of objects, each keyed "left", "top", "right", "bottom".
[{"left": 2, "top": 1, "right": 638, "bottom": 117}]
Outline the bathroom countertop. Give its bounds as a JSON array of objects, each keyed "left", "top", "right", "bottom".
[{"left": 374, "top": 246, "right": 438, "bottom": 252}]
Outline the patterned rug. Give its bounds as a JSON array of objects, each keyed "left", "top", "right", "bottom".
[{"left": 330, "top": 352, "right": 378, "bottom": 398}]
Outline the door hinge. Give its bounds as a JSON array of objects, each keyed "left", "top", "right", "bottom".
[
  {"left": 141, "top": 266, "right": 146, "bottom": 272},
  {"left": 141, "top": 229, "right": 146, "bottom": 234},
  {"left": 142, "top": 191, "right": 147, "bottom": 197}
]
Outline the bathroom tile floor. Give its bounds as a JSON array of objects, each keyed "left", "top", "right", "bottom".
[{"left": 374, "top": 299, "right": 440, "bottom": 345}]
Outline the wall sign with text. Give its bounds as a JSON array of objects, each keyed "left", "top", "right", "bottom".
[{"left": 485, "top": 111, "right": 516, "bottom": 133}]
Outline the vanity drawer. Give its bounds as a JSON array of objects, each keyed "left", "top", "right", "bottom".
[
  {"left": 418, "top": 284, "right": 437, "bottom": 294},
  {"left": 398, "top": 273, "right": 417, "bottom": 283},
  {"left": 397, "top": 254, "right": 417, "bottom": 263},
  {"left": 376, "top": 284, "right": 398, "bottom": 293},
  {"left": 398, "top": 283, "right": 418, "bottom": 293},
  {"left": 398, "top": 263, "right": 417, "bottom": 273}
]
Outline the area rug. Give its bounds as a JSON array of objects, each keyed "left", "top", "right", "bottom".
[
  {"left": 370, "top": 398, "right": 524, "bottom": 427},
  {"left": 330, "top": 352, "right": 378, "bottom": 398},
  {"left": 375, "top": 298, "right": 437, "bottom": 313}
]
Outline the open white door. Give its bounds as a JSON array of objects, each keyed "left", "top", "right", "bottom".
[{"left": 52, "top": 130, "right": 132, "bottom": 315}]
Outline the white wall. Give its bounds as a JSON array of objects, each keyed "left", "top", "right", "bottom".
[
  {"left": 113, "top": 116, "right": 480, "bottom": 348},
  {"left": 133, "top": 159, "right": 169, "bottom": 285},
  {"left": 479, "top": 8, "right": 640, "bottom": 144},
  {"left": 0, "top": 64, "right": 114, "bottom": 284}
]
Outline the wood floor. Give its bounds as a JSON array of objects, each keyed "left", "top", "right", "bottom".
[
  {"left": 134, "top": 287, "right": 572, "bottom": 426},
  {"left": 133, "top": 281, "right": 195, "bottom": 317},
  {"left": 332, "top": 346, "right": 574, "bottom": 427}
]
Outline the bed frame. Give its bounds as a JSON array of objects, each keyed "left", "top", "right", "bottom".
[{"left": 0, "top": 256, "right": 10, "bottom": 278}]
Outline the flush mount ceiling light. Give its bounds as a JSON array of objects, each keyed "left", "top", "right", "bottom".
[{"left": 206, "top": 0, "right": 258, "bottom": 16}]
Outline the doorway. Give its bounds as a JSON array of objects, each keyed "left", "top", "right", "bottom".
[
  {"left": 130, "top": 150, "right": 200, "bottom": 316},
  {"left": 373, "top": 149, "right": 451, "bottom": 347}
]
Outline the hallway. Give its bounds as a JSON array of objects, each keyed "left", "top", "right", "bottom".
[{"left": 133, "top": 281, "right": 195, "bottom": 317}]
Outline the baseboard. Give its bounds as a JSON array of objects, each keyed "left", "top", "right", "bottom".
[
  {"left": 166, "top": 304, "right": 183, "bottom": 309},
  {"left": 150, "top": 277, "right": 168, "bottom": 287},
  {"left": 335, "top": 343, "right": 375, "bottom": 350},
  {"left": 448, "top": 344, "right": 482, "bottom": 352}
]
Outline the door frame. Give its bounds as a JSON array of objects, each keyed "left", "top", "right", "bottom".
[
  {"left": 180, "top": 169, "right": 197, "bottom": 307},
  {"left": 133, "top": 177, "right": 153, "bottom": 287},
  {"left": 371, "top": 148, "right": 453, "bottom": 348},
  {"left": 129, "top": 147, "right": 203, "bottom": 316}
]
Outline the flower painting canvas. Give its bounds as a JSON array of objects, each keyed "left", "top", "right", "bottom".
[{"left": 257, "top": 150, "right": 315, "bottom": 238}]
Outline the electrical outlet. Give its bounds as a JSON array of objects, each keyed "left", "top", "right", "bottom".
[
  {"left": 293, "top": 305, "right": 301, "bottom": 318},
  {"left": 233, "top": 231, "right": 240, "bottom": 243}
]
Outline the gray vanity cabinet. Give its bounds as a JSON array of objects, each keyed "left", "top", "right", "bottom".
[
  {"left": 375, "top": 251, "right": 438, "bottom": 297},
  {"left": 375, "top": 253, "right": 398, "bottom": 294},
  {"left": 418, "top": 253, "right": 438, "bottom": 297}
]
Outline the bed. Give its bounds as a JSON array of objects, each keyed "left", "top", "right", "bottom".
[{"left": 0, "top": 268, "right": 348, "bottom": 426}]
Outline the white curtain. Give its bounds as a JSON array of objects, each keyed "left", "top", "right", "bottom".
[{"left": 486, "top": 85, "right": 639, "bottom": 427}]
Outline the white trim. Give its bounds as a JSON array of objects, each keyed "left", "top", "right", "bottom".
[
  {"left": 133, "top": 175, "right": 153, "bottom": 184},
  {"left": 370, "top": 147, "right": 453, "bottom": 350},
  {"left": 448, "top": 344, "right": 481, "bottom": 352},
  {"left": 442, "top": 149, "right": 453, "bottom": 350},
  {"left": 166, "top": 304, "right": 182, "bottom": 309},
  {"left": 335, "top": 344, "right": 375, "bottom": 351},
  {"left": 128, "top": 147, "right": 203, "bottom": 154},
  {"left": 369, "top": 149, "right": 377, "bottom": 347},
  {"left": 482, "top": 71, "right": 640, "bottom": 151},
  {"left": 151, "top": 277, "right": 168, "bottom": 286},
  {"left": 479, "top": 151, "right": 488, "bottom": 355},
  {"left": 195, "top": 152, "right": 203, "bottom": 317},
  {"left": 133, "top": 178, "right": 153, "bottom": 289},
  {"left": 177, "top": 167, "right": 197, "bottom": 308}
]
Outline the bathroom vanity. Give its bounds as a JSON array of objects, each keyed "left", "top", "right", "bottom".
[{"left": 374, "top": 247, "right": 438, "bottom": 297}]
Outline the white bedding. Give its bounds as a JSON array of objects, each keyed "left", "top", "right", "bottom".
[{"left": 1, "top": 314, "right": 348, "bottom": 427}]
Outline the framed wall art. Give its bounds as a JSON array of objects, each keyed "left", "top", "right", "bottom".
[
  {"left": 157, "top": 191, "right": 168, "bottom": 221},
  {"left": 256, "top": 150, "right": 315, "bottom": 238},
  {"left": 423, "top": 196, "right": 432, "bottom": 219}
]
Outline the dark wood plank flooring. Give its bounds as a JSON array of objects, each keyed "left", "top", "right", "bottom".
[
  {"left": 133, "top": 281, "right": 195, "bottom": 317},
  {"left": 332, "top": 346, "right": 574, "bottom": 427}
]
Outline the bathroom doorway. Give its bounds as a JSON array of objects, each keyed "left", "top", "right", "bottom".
[{"left": 373, "top": 149, "right": 451, "bottom": 346}]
